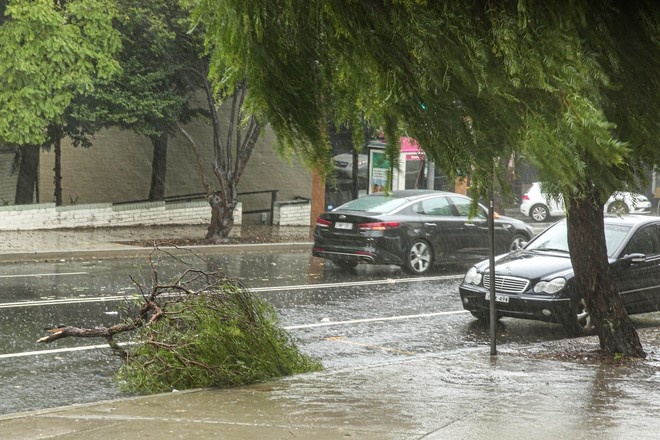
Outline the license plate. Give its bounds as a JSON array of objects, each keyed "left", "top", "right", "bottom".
[
  {"left": 485, "top": 293, "right": 510, "bottom": 303},
  {"left": 334, "top": 222, "right": 353, "bottom": 230}
]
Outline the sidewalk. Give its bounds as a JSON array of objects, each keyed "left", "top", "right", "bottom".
[
  {"left": 0, "top": 342, "right": 658, "bottom": 439},
  {"left": 0, "top": 225, "right": 658, "bottom": 439},
  {"left": 0, "top": 224, "right": 314, "bottom": 262}
]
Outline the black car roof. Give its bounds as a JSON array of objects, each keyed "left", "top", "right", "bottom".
[
  {"left": 555, "top": 215, "right": 660, "bottom": 228},
  {"left": 603, "top": 214, "right": 660, "bottom": 227}
]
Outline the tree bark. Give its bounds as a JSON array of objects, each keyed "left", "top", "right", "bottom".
[
  {"left": 566, "top": 188, "right": 645, "bottom": 357},
  {"left": 205, "top": 190, "right": 236, "bottom": 243},
  {"left": 148, "top": 133, "right": 168, "bottom": 201},
  {"left": 14, "top": 145, "right": 40, "bottom": 205},
  {"left": 54, "top": 135, "right": 62, "bottom": 206}
]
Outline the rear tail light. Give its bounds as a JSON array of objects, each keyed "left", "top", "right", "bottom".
[
  {"left": 522, "top": 194, "right": 530, "bottom": 201},
  {"left": 358, "top": 222, "right": 401, "bottom": 231},
  {"left": 316, "top": 218, "right": 332, "bottom": 228}
]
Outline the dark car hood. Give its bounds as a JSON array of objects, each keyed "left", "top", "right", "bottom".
[
  {"left": 475, "top": 250, "right": 575, "bottom": 280},
  {"left": 494, "top": 215, "right": 535, "bottom": 234}
]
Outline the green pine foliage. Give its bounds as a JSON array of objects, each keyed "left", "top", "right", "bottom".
[
  {"left": 116, "top": 284, "right": 322, "bottom": 394},
  {"left": 190, "top": 0, "right": 659, "bottom": 200}
]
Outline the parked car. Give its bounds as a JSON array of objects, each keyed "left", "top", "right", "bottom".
[
  {"left": 459, "top": 215, "right": 660, "bottom": 335},
  {"left": 312, "top": 190, "right": 534, "bottom": 274},
  {"left": 333, "top": 153, "right": 368, "bottom": 178},
  {"left": 520, "top": 182, "right": 652, "bottom": 222}
]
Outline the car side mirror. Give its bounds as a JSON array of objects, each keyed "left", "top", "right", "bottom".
[{"left": 621, "top": 253, "right": 646, "bottom": 264}]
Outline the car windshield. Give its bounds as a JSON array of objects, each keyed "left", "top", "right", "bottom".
[
  {"left": 526, "top": 221, "right": 632, "bottom": 257},
  {"left": 335, "top": 195, "right": 409, "bottom": 213}
]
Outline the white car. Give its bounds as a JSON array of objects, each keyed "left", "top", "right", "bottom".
[
  {"left": 520, "top": 182, "right": 652, "bottom": 222},
  {"left": 333, "top": 153, "right": 368, "bottom": 178}
]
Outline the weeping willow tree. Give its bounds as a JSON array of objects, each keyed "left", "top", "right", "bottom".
[{"left": 186, "top": 0, "right": 660, "bottom": 357}]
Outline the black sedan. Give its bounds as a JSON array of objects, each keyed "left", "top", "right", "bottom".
[
  {"left": 459, "top": 215, "right": 660, "bottom": 335},
  {"left": 312, "top": 190, "right": 534, "bottom": 274}
]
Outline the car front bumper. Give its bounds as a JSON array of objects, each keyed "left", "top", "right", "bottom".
[{"left": 459, "top": 284, "right": 572, "bottom": 324}]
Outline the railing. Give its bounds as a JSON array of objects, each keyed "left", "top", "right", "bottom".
[
  {"left": 236, "top": 190, "right": 278, "bottom": 225},
  {"left": 114, "top": 190, "right": 279, "bottom": 225}
]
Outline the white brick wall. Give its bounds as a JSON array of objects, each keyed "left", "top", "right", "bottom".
[
  {"left": 0, "top": 201, "right": 242, "bottom": 231},
  {"left": 0, "top": 199, "right": 312, "bottom": 230},
  {"left": 273, "top": 200, "right": 311, "bottom": 226}
]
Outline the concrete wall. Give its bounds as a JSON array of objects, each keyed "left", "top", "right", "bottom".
[
  {"left": 34, "top": 122, "right": 311, "bottom": 225},
  {"left": 0, "top": 93, "right": 312, "bottom": 225}
]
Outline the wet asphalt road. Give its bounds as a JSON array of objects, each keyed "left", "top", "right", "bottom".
[{"left": 1, "top": 249, "right": 658, "bottom": 416}]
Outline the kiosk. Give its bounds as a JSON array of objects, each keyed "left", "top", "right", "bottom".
[{"left": 367, "top": 137, "right": 456, "bottom": 193}]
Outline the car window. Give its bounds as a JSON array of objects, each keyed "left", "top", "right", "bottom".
[
  {"left": 419, "top": 197, "right": 453, "bottom": 216},
  {"left": 526, "top": 222, "right": 570, "bottom": 252},
  {"left": 448, "top": 196, "right": 486, "bottom": 219},
  {"left": 335, "top": 195, "right": 408, "bottom": 213},
  {"left": 623, "top": 224, "right": 660, "bottom": 257},
  {"left": 527, "top": 221, "right": 632, "bottom": 257},
  {"left": 604, "top": 224, "right": 633, "bottom": 256}
]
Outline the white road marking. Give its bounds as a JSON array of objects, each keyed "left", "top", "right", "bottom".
[
  {"left": 0, "top": 274, "right": 466, "bottom": 359},
  {"left": 0, "top": 343, "right": 116, "bottom": 359},
  {"left": 0, "top": 275, "right": 463, "bottom": 309},
  {"left": 0, "top": 309, "right": 467, "bottom": 359},
  {"left": 285, "top": 310, "right": 468, "bottom": 329},
  {"left": 0, "top": 272, "right": 88, "bottom": 279}
]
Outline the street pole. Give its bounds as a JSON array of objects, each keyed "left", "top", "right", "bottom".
[{"left": 488, "top": 170, "right": 497, "bottom": 355}]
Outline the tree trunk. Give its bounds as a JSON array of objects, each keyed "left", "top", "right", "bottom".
[
  {"left": 566, "top": 190, "right": 645, "bottom": 358},
  {"left": 204, "top": 191, "right": 236, "bottom": 243},
  {"left": 148, "top": 133, "right": 168, "bottom": 201},
  {"left": 14, "top": 145, "right": 40, "bottom": 205},
  {"left": 54, "top": 136, "right": 62, "bottom": 206}
]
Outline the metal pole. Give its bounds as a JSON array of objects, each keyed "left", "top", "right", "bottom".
[{"left": 488, "top": 175, "right": 497, "bottom": 355}]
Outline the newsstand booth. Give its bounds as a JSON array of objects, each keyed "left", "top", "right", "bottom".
[{"left": 367, "top": 137, "right": 461, "bottom": 194}]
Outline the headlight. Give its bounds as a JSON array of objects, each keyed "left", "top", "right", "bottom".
[
  {"left": 464, "top": 267, "right": 482, "bottom": 285},
  {"left": 533, "top": 277, "right": 566, "bottom": 294}
]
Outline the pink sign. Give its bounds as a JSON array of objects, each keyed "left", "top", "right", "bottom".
[{"left": 400, "top": 136, "right": 421, "bottom": 153}]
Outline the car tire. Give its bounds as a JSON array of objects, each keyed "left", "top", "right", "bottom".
[
  {"left": 607, "top": 201, "right": 629, "bottom": 215},
  {"left": 529, "top": 204, "right": 549, "bottom": 222},
  {"left": 403, "top": 239, "right": 433, "bottom": 275},
  {"left": 508, "top": 233, "right": 527, "bottom": 252},
  {"left": 563, "top": 297, "right": 595, "bottom": 336}
]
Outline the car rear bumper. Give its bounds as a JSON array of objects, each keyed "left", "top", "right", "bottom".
[
  {"left": 519, "top": 201, "right": 532, "bottom": 217},
  {"left": 312, "top": 245, "right": 402, "bottom": 265},
  {"left": 459, "top": 284, "right": 572, "bottom": 323}
]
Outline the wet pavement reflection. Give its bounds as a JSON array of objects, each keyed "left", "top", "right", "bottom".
[{"left": 0, "top": 250, "right": 658, "bottom": 417}]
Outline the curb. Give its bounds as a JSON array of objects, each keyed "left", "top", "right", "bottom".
[{"left": 0, "top": 242, "right": 314, "bottom": 263}]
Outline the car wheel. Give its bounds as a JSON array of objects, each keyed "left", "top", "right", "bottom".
[
  {"left": 563, "top": 297, "right": 595, "bottom": 336},
  {"left": 529, "top": 204, "right": 549, "bottom": 222},
  {"left": 607, "top": 201, "right": 629, "bottom": 215},
  {"left": 508, "top": 233, "right": 527, "bottom": 252},
  {"left": 403, "top": 239, "right": 433, "bottom": 275}
]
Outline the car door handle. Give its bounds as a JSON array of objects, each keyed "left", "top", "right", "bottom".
[
  {"left": 424, "top": 223, "right": 437, "bottom": 227},
  {"left": 464, "top": 223, "right": 476, "bottom": 227}
]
